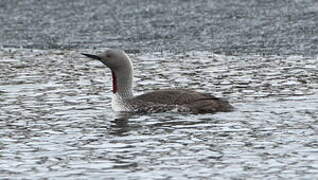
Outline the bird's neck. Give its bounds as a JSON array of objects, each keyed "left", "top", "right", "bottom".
[{"left": 111, "top": 68, "right": 133, "bottom": 99}]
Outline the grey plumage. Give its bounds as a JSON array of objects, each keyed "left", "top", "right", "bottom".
[
  {"left": 82, "top": 49, "right": 233, "bottom": 114},
  {"left": 129, "top": 89, "right": 233, "bottom": 114}
]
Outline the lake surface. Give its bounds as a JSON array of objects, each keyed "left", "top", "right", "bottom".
[
  {"left": 1, "top": 0, "right": 318, "bottom": 55},
  {"left": 0, "top": 49, "right": 317, "bottom": 179},
  {"left": 1, "top": 0, "right": 318, "bottom": 179}
]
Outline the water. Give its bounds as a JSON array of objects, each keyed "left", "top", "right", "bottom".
[
  {"left": 0, "top": 0, "right": 317, "bottom": 55},
  {"left": 1, "top": 0, "right": 318, "bottom": 179},
  {"left": 1, "top": 49, "right": 318, "bottom": 179}
]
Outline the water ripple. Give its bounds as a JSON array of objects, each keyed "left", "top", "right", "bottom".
[{"left": 0, "top": 49, "right": 318, "bottom": 179}]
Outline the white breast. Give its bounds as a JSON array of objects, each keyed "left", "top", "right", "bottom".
[{"left": 111, "top": 93, "right": 131, "bottom": 112}]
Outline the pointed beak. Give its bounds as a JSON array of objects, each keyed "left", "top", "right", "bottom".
[{"left": 81, "top": 53, "right": 102, "bottom": 61}]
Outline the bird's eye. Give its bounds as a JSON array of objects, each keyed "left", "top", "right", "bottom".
[{"left": 106, "top": 54, "right": 111, "bottom": 58}]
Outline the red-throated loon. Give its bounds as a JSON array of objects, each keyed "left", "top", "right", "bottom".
[{"left": 82, "top": 49, "right": 233, "bottom": 114}]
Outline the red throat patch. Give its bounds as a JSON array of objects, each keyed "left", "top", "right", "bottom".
[{"left": 111, "top": 71, "right": 117, "bottom": 93}]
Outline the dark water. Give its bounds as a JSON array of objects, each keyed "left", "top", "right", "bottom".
[
  {"left": 1, "top": 0, "right": 318, "bottom": 179},
  {"left": 0, "top": 0, "right": 318, "bottom": 55}
]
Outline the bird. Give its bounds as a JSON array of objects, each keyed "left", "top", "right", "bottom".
[{"left": 81, "top": 49, "right": 233, "bottom": 114}]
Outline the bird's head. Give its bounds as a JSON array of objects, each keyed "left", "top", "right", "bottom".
[{"left": 82, "top": 49, "right": 132, "bottom": 71}]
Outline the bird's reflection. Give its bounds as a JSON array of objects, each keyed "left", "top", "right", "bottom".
[
  {"left": 107, "top": 111, "right": 217, "bottom": 136},
  {"left": 109, "top": 112, "right": 133, "bottom": 136}
]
